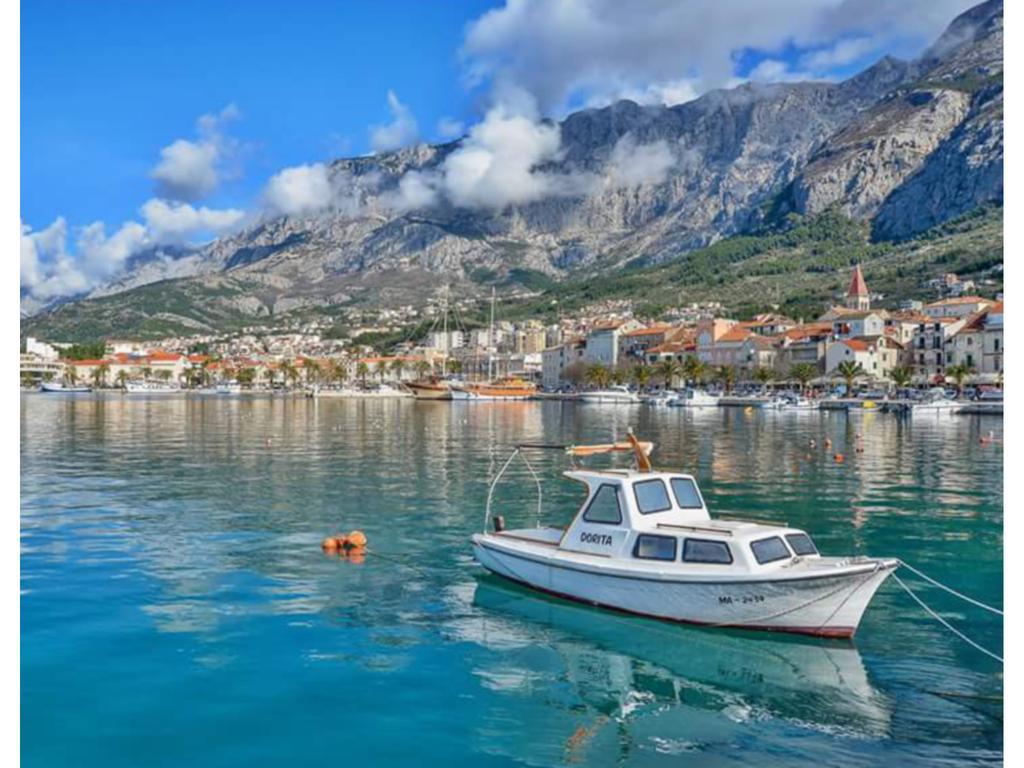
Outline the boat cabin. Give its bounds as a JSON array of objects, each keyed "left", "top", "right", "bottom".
[{"left": 549, "top": 469, "right": 820, "bottom": 571}]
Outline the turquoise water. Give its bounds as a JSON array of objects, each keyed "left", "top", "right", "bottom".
[{"left": 22, "top": 395, "right": 1003, "bottom": 766}]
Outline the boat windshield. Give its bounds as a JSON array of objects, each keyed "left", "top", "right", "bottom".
[
  {"left": 633, "top": 479, "right": 672, "bottom": 514},
  {"left": 670, "top": 478, "right": 703, "bottom": 509}
]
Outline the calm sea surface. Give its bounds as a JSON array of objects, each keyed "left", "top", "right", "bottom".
[{"left": 21, "top": 395, "right": 1003, "bottom": 766}]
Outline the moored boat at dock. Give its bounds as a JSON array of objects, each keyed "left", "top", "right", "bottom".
[
  {"left": 578, "top": 386, "right": 640, "bottom": 404},
  {"left": 40, "top": 381, "right": 92, "bottom": 394},
  {"left": 472, "top": 434, "right": 897, "bottom": 637}
]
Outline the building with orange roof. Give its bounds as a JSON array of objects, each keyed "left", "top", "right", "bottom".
[
  {"left": 923, "top": 295, "right": 996, "bottom": 320},
  {"left": 584, "top": 318, "right": 641, "bottom": 367},
  {"left": 618, "top": 323, "right": 675, "bottom": 362},
  {"left": 825, "top": 336, "right": 902, "bottom": 381},
  {"left": 947, "top": 302, "right": 1004, "bottom": 380}
]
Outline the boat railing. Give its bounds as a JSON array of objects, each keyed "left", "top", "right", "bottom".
[{"left": 483, "top": 444, "right": 563, "bottom": 533}]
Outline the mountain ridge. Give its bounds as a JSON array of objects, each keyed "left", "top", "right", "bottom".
[{"left": 23, "top": 0, "right": 1003, "bottom": 338}]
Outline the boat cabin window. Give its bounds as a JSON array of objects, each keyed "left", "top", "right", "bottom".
[
  {"left": 633, "top": 534, "right": 677, "bottom": 561},
  {"left": 785, "top": 533, "right": 818, "bottom": 556},
  {"left": 669, "top": 478, "right": 704, "bottom": 509},
  {"left": 633, "top": 479, "right": 673, "bottom": 515},
  {"left": 682, "top": 538, "right": 733, "bottom": 564},
  {"left": 750, "top": 536, "right": 792, "bottom": 565},
  {"left": 582, "top": 484, "right": 623, "bottom": 525}
]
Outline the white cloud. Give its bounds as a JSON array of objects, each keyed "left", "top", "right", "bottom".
[
  {"left": 801, "top": 36, "right": 879, "bottom": 71},
  {"left": 21, "top": 217, "right": 150, "bottom": 302},
  {"left": 605, "top": 135, "right": 676, "bottom": 188},
  {"left": 150, "top": 104, "right": 241, "bottom": 200},
  {"left": 369, "top": 91, "right": 419, "bottom": 153},
  {"left": 461, "top": 0, "right": 979, "bottom": 115},
  {"left": 263, "top": 163, "right": 333, "bottom": 216},
  {"left": 383, "top": 170, "right": 439, "bottom": 213},
  {"left": 140, "top": 199, "right": 246, "bottom": 243},
  {"left": 436, "top": 117, "right": 465, "bottom": 140},
  {"left": 438, "top": 106, "right": 563, "bottom": 209}
]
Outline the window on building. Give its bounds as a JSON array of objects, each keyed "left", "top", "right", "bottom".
[
  {"left": 682, "top": 538, "right": 732, "bottom": 564},
  {"left": 633, "top": 534, "right": 677, "bottom": 561},
  {"left": 995, "top": 338, "right": 1000, "bottom": 352},
  {"left": 633, "top": 479, "right": 672, "bottom": 515},
  {"left": 582, "top": 484, "right": 623, "bottom": 525}
]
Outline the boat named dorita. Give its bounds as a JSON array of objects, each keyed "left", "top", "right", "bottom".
[{"left": 472, "top": 434, "right": 896, "bottom": 638}]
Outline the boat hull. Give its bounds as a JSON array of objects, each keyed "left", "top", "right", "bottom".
[
  {"left": 406, "top": 381, "right": 453, "bottom": 400},
  {"left": 473, "top": 538, "right": 895, "bottom": 638}
]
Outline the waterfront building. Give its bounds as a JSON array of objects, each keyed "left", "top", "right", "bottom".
[
  {"left": 618, "top": 323, "right": 674, "bottom": 363},
  {"left": 583, "top": 319, "right": 640, "bottom": 367},
  {"left": 922, "top": 296, "right": 996, "bottom": 319},
  {"left": 911, "top": 316, "right": 968, "bottom": 380},
  {"left": 830, "top": 310, "right": 885, "bottom": 340},
  {"left": 695, "top": 318, "right": 738, "bottom": 364},
  {"left": 542, "top": 338, "right": 586, "bottom": 389},
  {"left": 825, "top": 336, "right": 902, "bottom": 381},
  {"left": 947, "top": 301, "right": 1003, "bottom": 380}
]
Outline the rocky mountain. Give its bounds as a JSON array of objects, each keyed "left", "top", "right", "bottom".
[{"left": 24, "top": 0, "right": 1003, "bottom": 338}]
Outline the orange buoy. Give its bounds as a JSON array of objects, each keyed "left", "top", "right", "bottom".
[
  {"left": 833, "top": 453, "right": 844, "bottom": 463},
  {"left": 348, "top": 550, "right": 366, "bottom": 565},
  {"left": 321, "top": 536, "right": 340, "bottom": 553},
  {"left": 347, "top": 530, "right": 368, "bottom": 549}
]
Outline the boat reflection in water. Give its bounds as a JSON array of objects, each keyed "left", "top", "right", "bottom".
[{"left": 458, "top": 575, "right": 891, "bottom": 761}]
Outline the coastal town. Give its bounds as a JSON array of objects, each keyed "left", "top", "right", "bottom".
[{"left": 20, "top": 265, "right": 1004, "bottom": 402}]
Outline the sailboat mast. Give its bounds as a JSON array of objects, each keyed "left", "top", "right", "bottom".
[
  {"left": 441, "top": 285, "right": 448, "bottom": 377},
  {"left": 488, "top": 287, "right": 496, "bottom": 381}
]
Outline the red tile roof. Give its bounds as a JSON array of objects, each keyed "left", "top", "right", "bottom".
[{"left": 846, "top": 264, "right": 869, "bottom": 297}]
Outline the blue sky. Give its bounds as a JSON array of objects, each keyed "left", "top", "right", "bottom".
[
  {"left": 21, "top": 0, "right": 976, "bottom": 304},
  {"left": 22, "top": 0, "right": 494, "bottom": 229}
]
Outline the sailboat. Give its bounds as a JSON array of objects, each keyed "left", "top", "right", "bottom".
[
  {"left": 406, "top": 286, "right": 458, "bottom": 400},
  {"left": 451, "top": 288, "right": 536, "bottom": 401}
]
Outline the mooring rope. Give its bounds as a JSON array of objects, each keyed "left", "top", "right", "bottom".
[
  {"left": 898, "top": 561, "right": 1003, "bottom": 616},
  {"left": 891, "top": 572, "right": 1003, "bottom": 664}
]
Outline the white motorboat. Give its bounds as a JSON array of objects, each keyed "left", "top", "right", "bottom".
[
  {"left": 578, "top": 386, "right": 640, "bottom": 404},
  {"left": 893, "top": 388, "right": 962, "bottom": 415},
  {"left": 472, "top": 434, "right": 896, "bottom": 638},
  {"left": 640, "top": 391, "right": 673, "bottom": 407},
  {"left": 667, "top": 388, "right": 720, "bottom": 408},
  {"left": 124, "top": 380, "right": 182, "bottom": 395},
  {"left": 765, "top": 394, "right": 817, "bottom": 411},
  {"left": 214, "top": 381, "right": 242, "bottom": 395},
  {"left": 40, "top": 381, "right": 92, "bottom": 393}
]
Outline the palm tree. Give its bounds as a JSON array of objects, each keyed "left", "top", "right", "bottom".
[
  {"left": 682, "top": 355, "right": 708, "bottom": 387},
  {"left": 236, "top": 367, "right": 256, "bottom": 387},
  {"left": 326, "top": 359, "right": 348, "bottom": 388},
  {"left": 375, "top": 360, "right": 389, "bottom": 382},
  {"left": 656, "top": 359, "right": 682, "bottom": 389},
  {"left": 140, "top": 365, "right": 152, "bottom": 382},
  {"left": 157, "top": 369, "right": 173, "bottom": 383},
  {"left": 888, "top": 365, "right": 913, "bottom": 391},
  {"left": 66, "top": 366, "right": 79, "bottom": 386},
  {"left": 946, "top": 362, "right": 976, "bottom": 398},
  {"left": 447, "top": 358, "right": 463, "bottom": 375},
  {"left": 115, "top": 370, "right": 129, "bottom": 389},
  {"left": 303, "top": 358, "right": 321, "bottom": 385},
  {"left": 835, "top": 360, "right": 865, "bottom": 396},
  {"left": 630, "top": 363, "right": 653, "bottom": 391},
  {"left": 716, "top": 365, "right": 736, "bottom": 394},
  {"left": 390, "top": 358, "right": 407, "bottom": 382},
  {"left": 355, "top": 361, "right": 370, "bottom": 388},
  {"left": 752, "top": 366, "right": 774, "bottom": 390},
  {"left": 610, "top": 366, "right": 626, "bottom": 386},
  {"left": 584, "top": 362, "right": 612, "bottom": 389},
  {"left": 92, "top": 362, "right": 110, "bottom": 389},
  {"left": 414, "top": 359, "right": 431, "bottom": 379},
  {"left": 789, "top": 363, "right": 817, "bottom": 394},
  {"left": 279, "top": 360, "right": 299, "bottom": 389}
]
